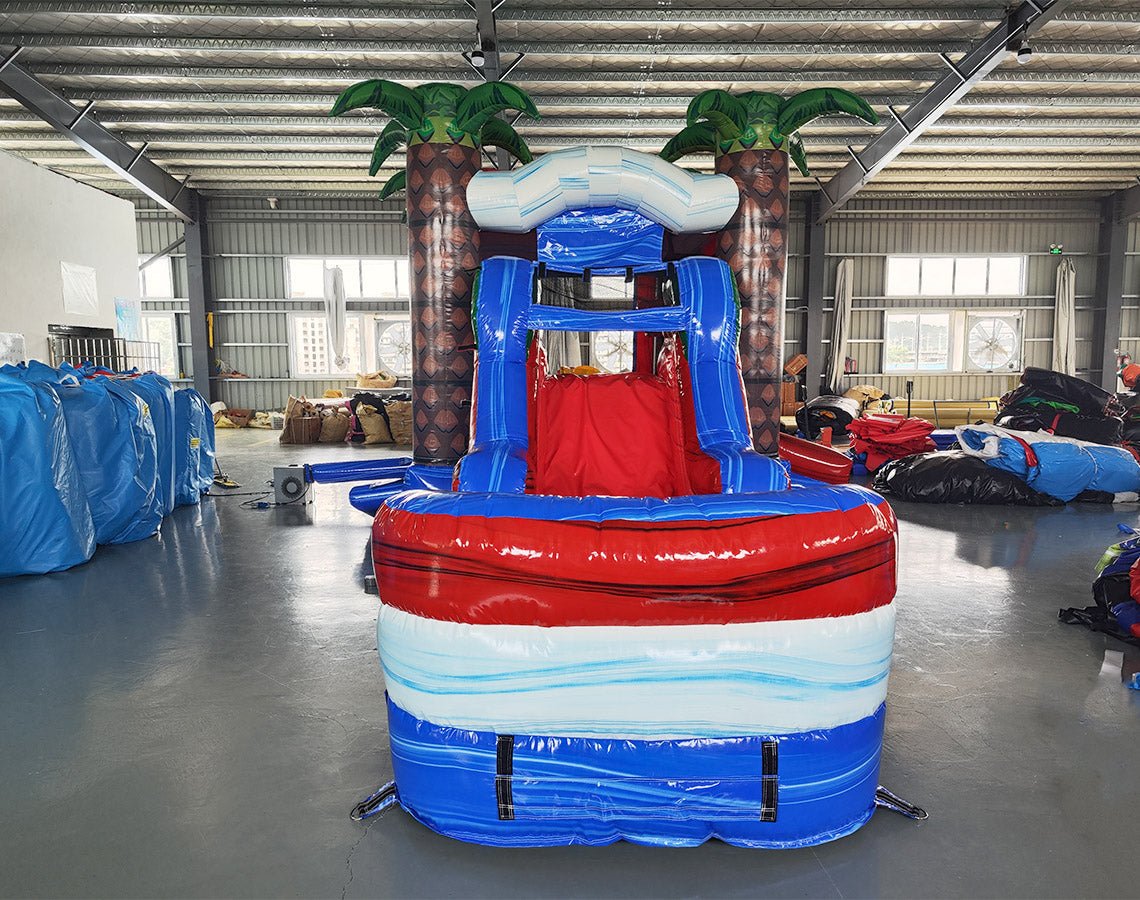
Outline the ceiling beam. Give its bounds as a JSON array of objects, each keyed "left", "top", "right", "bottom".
[
  {"left": 6, "top": 111, "right": 1140, "bottom": 134},
  {"left": 814, "top": 0, "right": 1079, "bottom": 222},
  {"left": 0, "top": 46, "right": 195, "bottom": 220},
  {"left": 21, "top": 63, "right": 1138, "bottom": 85},
  {"left": 6, "top": 33, "right": 1138, "bottom": 57},
  {"left": 6, "top": 132, "right": 1140, "bottom": 153},
  {"left": 3, "top": 90, "right": 1138, "bottom": 112},
  {"left": 0, "top": 2, "right": 1134, "bottom": 25}
]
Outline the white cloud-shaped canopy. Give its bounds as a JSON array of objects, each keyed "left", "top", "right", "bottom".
[{"left": 467, "top": 146, "right": 740, "bottom": 234}]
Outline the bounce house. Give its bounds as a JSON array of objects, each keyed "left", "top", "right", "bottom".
[{"left": 358, "top": 145, "right": 906, "bottom": 848}]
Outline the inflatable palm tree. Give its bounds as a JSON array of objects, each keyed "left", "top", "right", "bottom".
[
  {"left": 332, "top": 81, "right": 539, "bottom": 465},
  {"left": 661, "top": 89, "right": 877, "bottom": 455}
]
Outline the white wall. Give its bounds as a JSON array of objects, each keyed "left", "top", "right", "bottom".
[{"left": 0, "top": 150, "right": 139, "bottom": 361}]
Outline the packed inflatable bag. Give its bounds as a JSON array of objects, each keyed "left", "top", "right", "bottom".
[
  {"left": 996, "top": 368, "right": 1124, "bottom": 445},
  {"left": 173, "top": 389, "right": 215, "bottom": 506},
  {"left": 994, "top": 405, "right": 1122, "bottom": 445},
  {"left": 0, "top": 373, "right": 96, "bottom": 576},
  {"left": 955, "top": 423, "right": 1140, "bottom": 502},
  {"left": 1011, "top": 367, "right": 1122, "bottom": 417},
  {"left": 873, "top": 451, "right": 1060, "bottom": 506},
  {"left": 1059, "top": 532, "right": 1140, "bottom": 646},
  {"left": 4, "top": 361, "right": 162, "bottom": 544},
  {"left": 795, "top": 394, "right": 861, "bottom": 442},
  {"left": 93, "top": 369, "right": 177, "bottom": 516}
]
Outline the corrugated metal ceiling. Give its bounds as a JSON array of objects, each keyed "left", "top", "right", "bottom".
[{"left": 1, "top": 1, "right": 1138, "bottom": 199}]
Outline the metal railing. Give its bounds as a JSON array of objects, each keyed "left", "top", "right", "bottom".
[{"left": 48, "top": 336, "right": 162, "bottom": 374}]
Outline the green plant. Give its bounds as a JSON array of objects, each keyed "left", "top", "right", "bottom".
[
  {"left": 660, "top": 88, "right": 878, "bottom": 176},
  {"left": 330, "top": 80, "right": 540, "bottom": 196}
]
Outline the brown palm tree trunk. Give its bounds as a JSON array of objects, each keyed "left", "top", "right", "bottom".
[
  {"left": 715, "top": 147, "right": 789, "bottom": 456},
  {"left": 406, "top": 141, "right": 481, "bottom": 466}
]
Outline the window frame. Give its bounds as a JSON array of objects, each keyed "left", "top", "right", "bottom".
[{"left": 882, "top": 308, "right": 1024, "bottom": 375}]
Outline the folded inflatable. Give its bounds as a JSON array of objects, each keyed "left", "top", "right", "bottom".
[
  {"left": 847, "top": 414, "right": 936, "bottom": 473},
  {"left": 955, "top": 423, "right": 1140, "bottom": 501},
  {"left": 4, "top": 361, "right": 162, "bottom": 544},
  {"left": 0, "top": 373, "right": 96, "bottom": 576},
  {"left": 174, "top": 389, "right": 216, "bottom": 506},
  {"left": 1060, "top": 531, "right": 1140, "bottom": 646},
  {"left": 874, "top": 450, "right": 1061, "bottom": 506}
]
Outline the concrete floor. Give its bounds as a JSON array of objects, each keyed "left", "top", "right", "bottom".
[{"left": 2, "top": 428, "right": 1138, "bottom": 899}]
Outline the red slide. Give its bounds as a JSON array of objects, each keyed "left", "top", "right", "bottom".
[{"left": 778, "top": 434, "right": 853, "bottom": 484}]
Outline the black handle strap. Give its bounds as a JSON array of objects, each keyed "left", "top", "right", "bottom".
[{"left": 496, "top": 735, "right": 516, "bottom": 820}]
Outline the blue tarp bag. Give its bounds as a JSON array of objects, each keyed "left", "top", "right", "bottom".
[
  {"left": 957, "top": 424, "right": 1140, "bottom": 501},
  {"left": 82, "top": 367, "right": 177, "bottom": 516},
  {"left": 173, "top": 389, "right": 214, "bottom": 506},
  {"left": 1026, "top": 442, "right": 1096, "bottom": 502},
  {"left": 9, "top": 362, "right": 162, "bottom": 544},
  {"left": 1086, "top": 445, "right": 1140, "bottom": 495},
  {"left": 0, "top": 373, "right": 96, "bottom": 576}
]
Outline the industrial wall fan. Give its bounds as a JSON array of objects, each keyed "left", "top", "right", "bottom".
[{"left": 966, "top": 315, "right": 1021, "bottom": 372}]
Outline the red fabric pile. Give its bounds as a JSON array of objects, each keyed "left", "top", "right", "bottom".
[{"left": 847, "top": 414, "right": 937, "bottom": 472}]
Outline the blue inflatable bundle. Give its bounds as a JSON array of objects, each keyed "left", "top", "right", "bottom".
[
  {"left": 89, "top": 369, "right": 177, "bottom": 516},
  {"left": 173, "top": 388, "right": 215, "bottom": 506},
  {"left": 956, "top": 423, "right": 1140, "bottom": 502},
  {"left": 4, "top": 361, "right": 163, "bottom": 544},
  {"left": 0, "top": 373, "right": 96, "bottom": 576}
]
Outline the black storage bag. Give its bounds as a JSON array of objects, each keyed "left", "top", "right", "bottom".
[
  {"left": 995, "top": 407, "right": 1123, "bottom": 445},
  {"left": 873, "top": 451, "right": 1062, "bottom": 506}
]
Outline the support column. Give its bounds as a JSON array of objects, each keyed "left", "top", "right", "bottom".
[
  {"left": 184, "top": 194, "right": 217, "bottom": 401},
  {"left": 1096, "top": 193, "right": 1127, "bottom": 392},
  {"left": 803, "top": 194, "right": 827, "bottom": 400}
]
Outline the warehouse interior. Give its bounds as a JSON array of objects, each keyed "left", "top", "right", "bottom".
[{"left": 1, "top": 2, "right": 1139, "bottom": 897}]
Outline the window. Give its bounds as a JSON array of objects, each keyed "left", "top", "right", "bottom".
[
  {"left": 886, "top": 255, "right": 1025, "bottom": 297},
  {"left": 589, "top": 275, "right": 635, "bottom": 373},
  {"left": 288, "top": 314, "right": 364, "bottom": 376},
  {"left": 885, "top": 312, "right": 954, "bottom": 373},
  {"left": 287, "top": 256, "right": 410, "bottom": 299},
  {"left": 141, "top": 313, "right": 179, "bottom": 378},
  {"left": 884, "top": 310, "right": 1022, "bottom": 374},
  {"left": 138, "top": 255, "right": 174, "bottom": 299}
]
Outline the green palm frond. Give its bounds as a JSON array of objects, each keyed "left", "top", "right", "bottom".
[
  {"left": 452, "top": 82, "right": 540, "bottom": 136},
  {"left": 378, "top": 170, "right": 407, "bottom": 201},
  {"left": 659, "top": 122, "right": 717, "bottom": 162},
  {"left": 416, "top": 82, "right": 467, "bottom": 118},
  {"left": 330, "top": 79, "right": 424, "bottom": 129},
  {"left": 368, "top": 119, "right": 408, "bottom": 177},
  {"left": 787, "top": 133, "right": 810, "bottom": 177},
  {"left": 738, "top": 91, "right": 782, "bottom": 126},
  {"left": 777, "top": 87, "right": 878, "bottom": 137},
  {"left": 686, "top": 90, "right": 751, "bottom": 141},
  {"left": 478, "top": 118, "right": 533, "bottom": 164}
]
